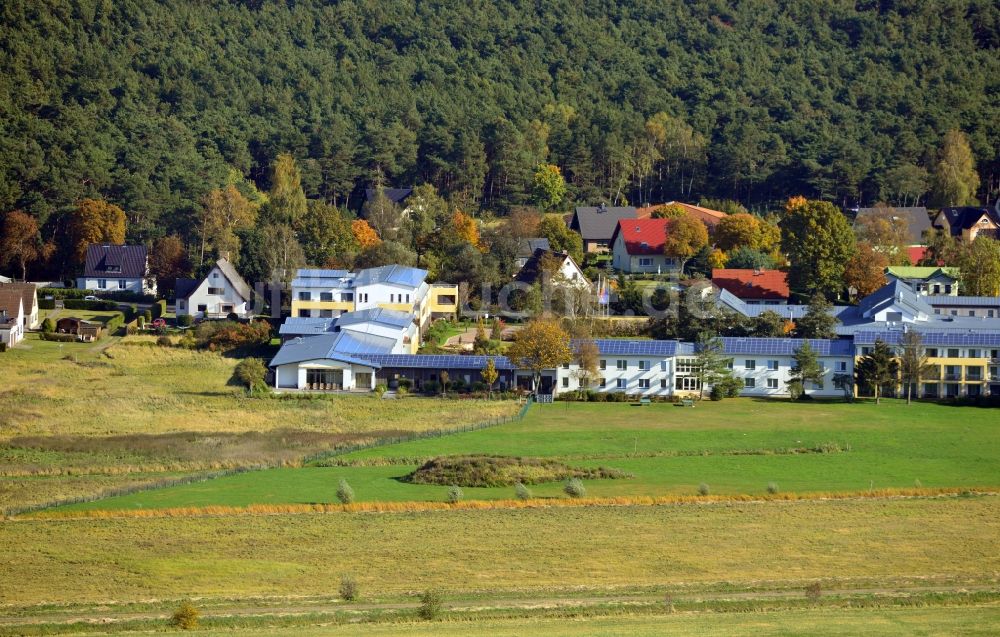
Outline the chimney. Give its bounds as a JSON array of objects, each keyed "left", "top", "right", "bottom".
[{"left": 598, "top": 203, "right": 607, "bottom": 213}]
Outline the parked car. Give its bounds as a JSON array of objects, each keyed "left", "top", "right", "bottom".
[{"left": 84, "top": 295, "right": 98, "bottom": 301}]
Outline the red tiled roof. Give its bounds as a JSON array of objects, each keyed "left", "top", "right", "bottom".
[
  {"left": 636, "top": 201, "right": 727, "bottom": 228},
  {"left": 712, "top": 269, "right": 790, "bottom": 301},
  {"left": 907, "top": 246, "right": 928, "bottom": 265},
  {"left": 609, "top": 218, "right": 668, "bottom": 255}
]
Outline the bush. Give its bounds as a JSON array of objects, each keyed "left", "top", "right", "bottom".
[
  {"left": 177, "top": 313, "right": 194, "bottom": 327},
  {"left": 564, "top": 478, "right": 587, "bottom": 498},
  {"left": 104, "top": 312, "right": 125, "bottom": 334},
  {"left": 336, "top": 479, "right": 355, "bottom": 504},
  {"left": 418, "top": 590, "right": 443, "bottom": 620},
  {"left": 805, "top": 582, "right": 821, "bottom": 601},
  {"left": 227, "top": 312, "right": 240, "bottom": 321},
  {"left": 37, "top": 298, "right": 55, "bottom": 310},
  {"left": 152, "top": 299, "right": 167, "bottom": 319},
  {"left": 142, "top": 309, "right": 152, "bottom": 322},
  {"left": 447, "top": 485, "right": 463, "bottom": 504},
  {"left": 233, "top": 357, "right": 268, "bottom": 394},
  {"left": 406, "top": 455, "right": 630, "bottom": 488},
  {"left": 718, "top": 375, "right": 743, "bottom": 398},
  {"left": 41, "top": 332, "right": 76, "bottom": 342},
  {"left": 137, "top": 315, "right": 145, "bottom": 329},
  {"left": 41, "top": 318, "right": 55, "bottom": 333},
  {"left": 374, "top": 383, "right": 388, "bottom": 395},
  {"left": 767, "top": 482, "right": 780, "bottom": 494},
  {"left": 397, "top": 378, "right": 412, "bottom": 390},
  {"left": 170, "top": 602, "right": 200, "bottom": 630},
  {"left": 156, "top": 335, "right": 172, "bottom": 347},
  {"left": 422, "top": 380, "right": 440, "bottom": 395},
  {"left": 195, "top": 320, "right": 272, "bottom": 351},
  {"left": 0, "top": 342, "right": 6, "bottom": 352},
  {"left": 514, "top": 482, "right": 532, "bottom": 500},
  {"left": 340, "top": 575, "right": 359, "bottom": 601},
  {"left": 709, "top": 384, "right": 725, "bottom": 401},
  {"left": 698, "top": 482, "right": 710, "bottom": 496}
]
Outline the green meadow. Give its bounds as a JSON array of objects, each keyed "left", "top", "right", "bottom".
[{"left": 61, "top": 399, "right": 1000, "bottom": 511}]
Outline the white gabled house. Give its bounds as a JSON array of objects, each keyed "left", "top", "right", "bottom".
[
  {"left": 77, "top": 244, "right": 155, "bottom": 295},
  {"left": 0, "top": 289, "right": 26, "bottom": 347},
  {"left": 0, "top": 282, "right": 38, "bottom": 330},
  {"left": 175, "top": 258, "right": 253, "bottom": 319}
]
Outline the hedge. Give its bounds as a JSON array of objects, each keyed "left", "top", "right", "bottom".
[
  {"left": 38, "top": 298, "right": 55, "bottom": 310},
  {"left": 63, "top": 299, "right": 119, "bottom": 311},
  {"left": 40, "top": 332, "right": 76, "bottom": 342},
  {"left": 151, "top": 299, "right": 167, "bottom": 319},
  {"left": 38, "top": 288, "right": 154, "bottom": 303},
  {"left": 104, "top": 312, "right": 125, "bottom": 334}
]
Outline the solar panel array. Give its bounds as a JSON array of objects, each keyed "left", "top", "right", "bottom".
[
  {"left": 926, "top": 296, "right": 1000, "bottom": 307},
  {"left": 360, "top": 354, "right": 515, "bottom": 370},
  {"left": 720, "top": 337, "right": 853, "bottom": 357},
  {"left": 583, "top": 339, "right": 679, "bottom": 356},
  {"left": 853, "top": 330, "right": 1000, "bottom": 347}
]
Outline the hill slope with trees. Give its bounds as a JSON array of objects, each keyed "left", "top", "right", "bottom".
[{"left": 0, "top": 0, "right": 997, "bottom": 257}]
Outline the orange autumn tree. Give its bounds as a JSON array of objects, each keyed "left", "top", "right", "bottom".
[
  {"left": 663, "top": 215, "right": 709, "bottom": 272},
  {"left": 0, "top": 211, "right": 40, "bottom": 280},
  {"left": 68, "top": 198, "right": 127, "bottom": 264},
  {"left": 506, "top": 318, "right": 572, "bottom": 395},
  {"left": 451, "top": 210, "right": 482, "bottom": 250},
  {"left": 844, "top": 241, "right": 889, "bottom": 297},
  {"left": 351, "top": 219, "right": 381, "bottom": 249}
]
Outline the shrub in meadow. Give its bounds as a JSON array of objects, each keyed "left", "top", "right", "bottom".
[
  {"left": 698, "top": 482, "right": 710, "bottom": 496},
  {"left": 447, "top": 485, "right": 463, "bottom": 504},
  {"left": 336, "top": 479, "right": 355, "bottom": 504},
  {"left": 767, "top": 482, "right": 779, "bottom": 494},
  {"left": 564, "top": 478, "right": 586, "bottom": 498},
  {"left": 170, "top": 602, "right": 200, "bottom": 630},
  {"left": 418, "top": 589, "right": 443, "bottom": 620},
  {"left": 514, "top": 482, "right": 532, "bottom": 500},
  {"left": 340, "top": 575, "right": 359, "bottom": 601}
]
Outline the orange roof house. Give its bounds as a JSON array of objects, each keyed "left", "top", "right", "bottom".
[
  {"left": 637, "top": 201, "right": 727, "bottom": 230},
  {"left": 712, "top": 269, "right": 790, "bottom": 304}
]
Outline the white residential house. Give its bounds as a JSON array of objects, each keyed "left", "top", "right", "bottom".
[
  {"left": 77, "top": 244, "right": 155, "bottom": 295},
  {"left": 175, "top": 258, "right": 253, "bottom": 319},
  {"left": 0, "top": 290, "right": 26, "bottom": 347},
  {"left": 609, "top": 218, "right": 677, "bottom": 274},
  {"left": 270, "top": 331, "right": 389, "bottom": 391},
  {"left": 0, "top": 282, "right": 39, "bottom": 330}
]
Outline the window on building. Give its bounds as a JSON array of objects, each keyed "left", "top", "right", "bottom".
[
  {"left": 813, "top": 380, "right": 824, "bottom": 390},
  {"left": 562, "top": 377, "right": 569, "bottom": 388},
  {"left": 926, "top": 348, "right": 938, "bottom": 357},
  {"left": 616, "top": 378, "right": 627, "bottom": 389},
  {"left": 660, "top": 360, "right": 667, "bottom": 371},
  {"left": 945, "top": 284, "right": 952, "bottom": 294},
  {"left": 660, "top": 379, "right": 667, "bottom": 389},
  {"left": 638, "top": 379, "right": 650, "bottom": 388},
  {"left": 638, "top": 360, "right": 649, "bottom": 371},
  {"left": 744, "top": 378, "right": 756, "bottom": 388},
  {"left": 599, "top": 359, "right": 606, "bottom": 370},
  {"left": 861, "top": 347, "right": 872, "bottom": 356},
  {"left": 208, "top": 287, "right": 224, "bottom": 295},
  {"left": 767, "top": 360, "right": 778, "bottom": 371},
  {"left": 675, "top": 377, "right": 702, "bottom": 391},
  {"left": 932, "top": 284, "right": 941, "bottom": 294},
  {"left": 948, "top": 349, "right": 960, "bottom": 358},
  {"left": 406, "top": 294, "right": 410, "bottom": 303},
  {"left": 745, "top": 360, "right": 756, "bottom": 370},
  {"left": 98, "top": 279, "right": 107, "bottom": 289},
  {"left": 212, "top": 272, "right": 219, "bottom": 278},
  {"left": 767, "top": 378, "right": 778, "bottom": 389},
  {"left": 599, "top": 378, "right": 606, "bottom": 387},
  {"left": 676, "top": 358, "right": 699, "bottom": 374},
  {"left": 836, "top": 361, "right": 847, "bottom": 372},
  {"left": 343, "top": 293, "right": 354, "bottom": 302},
  {"left": 319, "top": 310, "right": 334, "bottom": 318},
  {"left": 299, "top": 309, "right": 311, "bottom": 317},
  {"left": 968, "top": 349, "right": 981, "bottom": 358},
  {"left": 562, "top": 362, "right": 570, "bottom": 369},
  {"left": 298, "top": 292, "right": 311, "bottom": 301},
  {"left": 638, "top": 257, "right": 653, "bottom": 266},
  {"left": 197, "top": 304, "right": 207, "bottom": 313},
  {"left": 118, "top": 280, "right": 126, "bottom": 289},
  {"left": 989, "top": 310, "right": 996, "bottom": 318},
  {"left": 726, "top": 359, "right": 733, "bottom": 370},
  {"left": 320, "top": 292, "right": 333, "bottom": 301},
  {"left": 950, "top": 310, "right": 958, "bottom": 316},
  {"left": 617, "top": 359, "right": 627, "bottom": 370},
  {"left": 969, "top": 310, "right": 976, "bottom": 317}
]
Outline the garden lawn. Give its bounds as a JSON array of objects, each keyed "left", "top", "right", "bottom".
[{"left": 64, "top": 399, "right": 1000, "bottom": 510}]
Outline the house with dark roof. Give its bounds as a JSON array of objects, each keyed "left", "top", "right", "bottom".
[
  {"left": 514, "top": 248, "right": 589, "bottom": 289},
  {"left": 515, "top": 238, "right": 551, "bottom": 269},
  {"left": 711, "top": 269, "right": 789, "bottom": 305},
  {"left": 609, "top": 218, "right": 677, "bottom": 273},
  {"left": 850, "top": 206, "right": 932, "bottom": 246},
  {"left": 570, "top": 204, "right": 638, "bottom": 253},
  {"left": 636, "top": 201, "right": 727, "bottom": 231},
  {"left": 0, "top": 282, "right": 38, "bottom": 329},
  {"left": 364, "top": 187, "right": 413, "bottom": 208},
  {"left": 77, "top": 244, "right": 154, "bottom": 295},
  {"left": 175, "top": 258, "right": 253, "bottom": 319},
  {"left": 932, "top": 206, "right": 1000, "bottom": 242}
]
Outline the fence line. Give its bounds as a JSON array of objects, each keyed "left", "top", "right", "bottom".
[{"left": 6, "top": 398, "right": 534, "bottom": 518}]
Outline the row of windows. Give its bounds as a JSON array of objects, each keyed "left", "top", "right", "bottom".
[
  {"left": 933, "top": 308, "right": 997, "bottom": 318},
  {"left": 388, "top": 293, "right": 411, "bottom": 303},
  {"left": 575, "top": 358, "right": 849, "bottom": 374},
  {"left": 860, "top": 347, "right": 1000, "bottom": 359},
  {"left": 297, "top": 291, "right": 355, "bottom": 302},
  {"left": 96, "top": 279, "right": 128, "bottom": 289}
]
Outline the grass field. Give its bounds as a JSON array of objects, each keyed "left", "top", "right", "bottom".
[
  {"left": 179, "top": 607, "right": 1000, "bottom": 637},
  {"left": 0, "top": 334, "right": 518, "bottom": 511},
  {"left": 4, "top": 497, "right": 998, "bottom": 606},
  {"left": 69, "top": 399, "right": 1000, "bottom": 510}
]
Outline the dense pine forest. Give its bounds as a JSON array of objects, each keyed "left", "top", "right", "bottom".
[{"left": 1, "top": 0, "right": 998, "bottom": 273}]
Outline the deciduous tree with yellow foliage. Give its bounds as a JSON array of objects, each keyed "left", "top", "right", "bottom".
[
  {"left": 351, "top": 219, "right": 381, "bottom": 249},
  {"left": 68, "top": 199, "right": 126, "bottom": 265},
  {"left": 506, "top": 318, "right": 572, "bottom": 395}
]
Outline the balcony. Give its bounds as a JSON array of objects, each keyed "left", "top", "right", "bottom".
[{"left": 943, "top": 373, "right": 962, "bottom": 381}]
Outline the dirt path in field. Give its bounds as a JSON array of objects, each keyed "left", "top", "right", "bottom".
[{"left": 2, "top": 584, "right": 996, "bottom": 627}]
